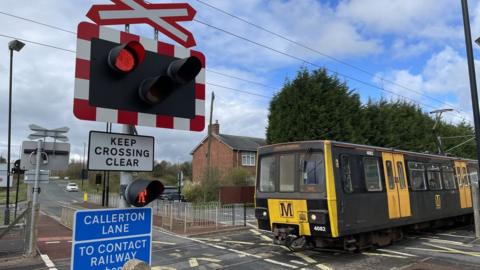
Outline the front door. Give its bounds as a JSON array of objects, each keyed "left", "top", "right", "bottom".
[
  {"left": 454, "top": 161, "right": 472, "bottom": 208},
  {"left": 382, "top": 153, "right": 412, "bottom": 219}
]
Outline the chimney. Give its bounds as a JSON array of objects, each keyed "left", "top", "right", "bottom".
[{"left": 209, "top": 120, "right": 220, "bottom": 135}]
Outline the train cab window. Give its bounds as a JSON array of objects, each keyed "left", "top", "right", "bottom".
[
  {"left": 456, "top": 167, "right": 463, "bottom": 187},
  {"left": 427, "top": 164, "right": 442, "bottom": 190},
  {"left": 279, "top": 154, "right": 295, "bottom": 192},
  {"left": 462, "top": 167, "right": 470, "bottom": 187},
  {"left": 468, "top": 167, "right": 478, "bottom": 186},
  {"left": 363, "top": 157, "right": 383, "bottom": 191},
  {"left": 259, "top": 156, "right": 276, "bottom": 192},
  {"left": 396, "top": 162, "right": 406, "bottom": 189},
  {"left": 408, "top": 162, "right": 426, "bottom": 190},
  {"left": 441, "top": 165, "right": 456, "bottom": 190},
  {"left": 386, "top": 161, "right": 395, "bottom": 190},
  {"left": 340, "top": 155, "right": 354, "bottom": 193},
  {"left": 299, "top": 153, "right": 325, "bottom": 193}
]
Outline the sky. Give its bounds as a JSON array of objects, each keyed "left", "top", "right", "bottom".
[{"left": 1, "top": 0, "right": 480, "bottom": 163}]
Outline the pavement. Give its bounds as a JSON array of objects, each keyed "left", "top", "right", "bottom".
[{"left": 2, "top": 180, "right": 480, "bottom": 270}]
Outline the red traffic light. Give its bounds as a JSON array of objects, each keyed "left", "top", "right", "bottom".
[
  {"left": 125, "top": 179, "right": 164, "bottom": 207},
  {"left": 108, "top": 41, "right": 145, "bottom": 73},
  {"left": 138, "top": 56, "right": 202, "bottom": 105}
]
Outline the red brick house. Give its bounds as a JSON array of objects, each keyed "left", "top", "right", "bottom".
[{"left": 191, "top": 122, "right": 266, "bottom": 183}]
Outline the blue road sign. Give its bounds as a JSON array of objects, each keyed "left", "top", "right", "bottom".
[{"left": 71, "top": 208, "right": 152, "bottom": 270}]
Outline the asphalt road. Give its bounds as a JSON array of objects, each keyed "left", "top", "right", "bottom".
[
  {"left": 31, "top": 181, "right": 480, "bottom": 270},
  {"left": 38, "top": 180, "right": 83, "bottom": 217}
]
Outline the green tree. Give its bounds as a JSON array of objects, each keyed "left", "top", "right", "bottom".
[{"left": 266, "top": 68, "right": 364, "bottom": 144}]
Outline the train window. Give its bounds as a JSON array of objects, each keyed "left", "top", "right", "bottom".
[
  {"left": 386, "top": 161, "right": 395, "bottom": 190},
  {"left": 340, "top": 155, "right": 353, "bottom": 193},
  {"left": 397, "top": 162, "right": 406, "bottom": 189},
  {"left": 468, "top": 167, "right": 479, "bottom": 186},
  {"left": 462, "top": 167, "right": 470, "bottom": 187},
  {"left": 279, "top": 154, "right": 295, "bottom": 192},
  {"left": 456, "top": 167, "right": 463, "bottom": 187},
  {"left": 259, "top": 156, "right": 276, "bottom": 192},
  {"left": 408, "top": 162, "right": 426, "bottom": 190},
  {"left": 363, "top": 157, "right": 382, "bottom": 191},
  {"left": 427, "top": 164, "right": 442, "bottom": 190},
  {"left": 300, "top": 153, "right": 325, "bottom": 193},
  {"left": 441, "top": 165, "right": 456, "bottom": 190}
]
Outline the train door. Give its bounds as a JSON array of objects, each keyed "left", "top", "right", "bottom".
[
  {"left": 454, "top": 161, "right": 472, "bottom": 209},
  {"left": 382, "top": 153, "right": 412, "bottom": 219}
]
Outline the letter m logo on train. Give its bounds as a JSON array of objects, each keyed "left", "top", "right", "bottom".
[{"left": 280, "top": 202, "right": 293, "bottom": 218}]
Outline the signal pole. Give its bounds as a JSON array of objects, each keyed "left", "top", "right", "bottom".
[{"left": 461, "top": 0, "right": 480, "bottom": 238}]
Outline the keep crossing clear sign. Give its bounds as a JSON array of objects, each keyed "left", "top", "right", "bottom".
[
  {"left": 71, "top": 208, "right": 152, "bottom": 270},
  {"left": 88, "top": 131, "right": 154, "bottom": 171}
]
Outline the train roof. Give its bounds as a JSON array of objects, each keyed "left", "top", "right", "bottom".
[{"left": 258, "top": 140, "right": 477, "bottom": 163}]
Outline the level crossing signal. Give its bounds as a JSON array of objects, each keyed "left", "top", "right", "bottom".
[
  {"left": 124, "top": 179, "right": 165, "bottom": 207},
  {"left": 73, "top": 22, "right": 206, "bottom": 131}
]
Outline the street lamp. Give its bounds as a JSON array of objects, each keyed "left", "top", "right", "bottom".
[{"left": 4, "top": 39, "right": 25, "bottom": 225}]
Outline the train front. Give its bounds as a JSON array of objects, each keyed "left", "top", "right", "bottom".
[{"left": 255, "top": 141, "right": 338, "bottom": 250}]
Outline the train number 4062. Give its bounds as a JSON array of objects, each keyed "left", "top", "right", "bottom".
[{"left": 313, "top": 226, "right": 326, "bottom": 232}]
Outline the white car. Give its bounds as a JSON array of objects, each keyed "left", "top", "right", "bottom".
[{"left": 65, "top": 183, "right": 79, "bottom": 192}]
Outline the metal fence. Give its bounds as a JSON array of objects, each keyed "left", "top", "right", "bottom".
[
  {"left": 0, "top": 202, "right": 30, "bottom": 258},
  {"left": 87, "top": 193, "right": 251, "bottom": 234},
  {"left": 153, "top": 201, "right": 248, "bottom": 234}
]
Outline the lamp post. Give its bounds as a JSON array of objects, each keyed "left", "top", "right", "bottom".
[{"left": 4, "top": 39, "right": 25, "bottom": 225}]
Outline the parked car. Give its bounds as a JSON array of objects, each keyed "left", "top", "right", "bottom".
[
  {"left": 65, "top": 182, "right": 79, "bottom": 192},
  {"left": 159, "top": 186, "right": 184, "bottom": 201}
]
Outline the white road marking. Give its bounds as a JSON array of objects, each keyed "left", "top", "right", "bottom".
[
  {"left": 45, "top": 241, "right": 60, "bottom": 244},
  {"left": 40, "top": 254, "right": 57, "bottom": 269},
  {"left": 437, "top": 233, "right": 475, "bottom": 239},
  {"left": 188, "top": 258, "right": 199, "bottom": 267},
  {"left": 197, "top": 257, "right": 221, "bottom": 263},
  {"left": 362, "top": 252, "right": 407, "bottom": 259},
  {"left": 194, "top": 238, "right": 221, "bottom": 242},
  {"left": 290, "top": 260, "right": 307, "bottom": 265},
  {"left": 376, "top": 248, "right": 417, "bottom": 257},
  {"left": 421, "top": 238, "right": 473, "bottom": 248},
  {"left": 316, "top": 264, "right": 334, "bottom": 270},
  {"left": 294, "top": 252, "right": 317, "bottom": 263},
  {"left": 152, "top": 240, "right": 176, "bottom": 245},
  {"left": 250, "top": 229, "right": 262, "bottom": 235},
  {"left": 260, "top": 235, "right": 272, "bottom": 241},
  {"left": 169, "top": 253, "right": 182, "bottom": 258},
  {"left": 223, "top": 240, "right": 254, "bottom": 245},
  {"left": 422, "top": 242, "right": 480, "bottom": 257},
  {"left": 151, "top": 267, "right": 176, "bottom": 270},
  {"left": 264, "top": 258, "right": 298, "bottom": 269}
]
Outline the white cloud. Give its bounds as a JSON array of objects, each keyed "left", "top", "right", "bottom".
[{"left": 375, "top": 47, "right": 474, "bottom": 124}]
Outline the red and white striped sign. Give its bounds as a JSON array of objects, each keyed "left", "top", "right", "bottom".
[
  {"left": 86, "top": 0, "right": 196, "bottom": 48},
  {"left": 73, "top": 22, "right": 205, "bottom": 132}
]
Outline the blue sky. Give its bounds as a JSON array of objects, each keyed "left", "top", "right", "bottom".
[{"left": 0, "top": 0, "right": 480, "bottom": 162}]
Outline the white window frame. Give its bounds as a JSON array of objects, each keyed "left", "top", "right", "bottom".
[{"left": 241, "top": 152, "right": 256, "bottom": 166}]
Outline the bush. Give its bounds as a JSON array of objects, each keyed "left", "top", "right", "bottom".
[
  {"left": 182, "top": 167, "right": 221, "bottom": 203},
  {"left": 181, "top": 180, "right": 203, "bottom": 202},
  {"left": 223, "top": 168, "right": 254, "bottom": 186}
]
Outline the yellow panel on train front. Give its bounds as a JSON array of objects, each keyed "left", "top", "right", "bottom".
[{"left": 267, "top": 199, "right": 311, "bottom": 236}]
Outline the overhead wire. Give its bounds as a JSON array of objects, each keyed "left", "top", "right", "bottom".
[
  {"left": 0, "top": 10, "right": 471, "bottom": 122},
  {"left": 195, "top": 0, "right": 466, "bottom": 115}
]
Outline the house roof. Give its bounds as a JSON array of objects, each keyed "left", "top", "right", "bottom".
[
  {"left": 190, "top": 133, "right": 266, "bottom": 154},
  {"left": 217, "top": 134, "right": 266, "bottom": 151}
]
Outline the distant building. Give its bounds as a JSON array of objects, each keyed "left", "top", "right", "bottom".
[{"left": 190, "top": 121, "right": 266, "bottom": 183}]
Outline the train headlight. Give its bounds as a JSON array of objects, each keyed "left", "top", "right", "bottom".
[
  {"left": 262, "top": 211, "right": 267, "bottom": 217},
  {"left": 310, "top": 214, "right": 317, "bottom": 221}
]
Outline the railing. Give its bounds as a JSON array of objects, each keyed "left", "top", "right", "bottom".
[
  {"left": 153, "top": 201, "right": 249, "bottom": 234},
  {"left": 60, "top": 204, "right": 77, "bottom": 229}
]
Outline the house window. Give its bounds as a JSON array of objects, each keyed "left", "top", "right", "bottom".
[{"left": 242, "top": 152, "right": 256, "bottom": 166}]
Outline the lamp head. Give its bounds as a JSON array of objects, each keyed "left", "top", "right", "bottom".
[{"left": 8, "top": 40, "right": 25, "bottom": 52}]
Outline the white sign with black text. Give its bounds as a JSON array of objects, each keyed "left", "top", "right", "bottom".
[{"left": 88, "top": 131, "right": 154, "bottom": 172}]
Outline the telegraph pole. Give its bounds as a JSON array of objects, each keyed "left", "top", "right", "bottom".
[{"left": 461, "top": 0, "right": 480, "bottom": 238}]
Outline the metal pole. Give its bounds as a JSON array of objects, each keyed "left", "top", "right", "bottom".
[
  {"left": 205, "top": 92, "right": 215, "bottom": 202},
  {"left": 14, "top": 171, "right": 20, "bottom": 218},
  {"left": 81, "top": 142, "right": 86, "bottom": 189},
  {"left": 461, "top": 0, "right": 480, "bottom": 238},
  {"left": 27, "top": 140, "right": 42, "bottom": 256},
  {"left": 4, "top": 49, "right": 13, "bottom": 225}
]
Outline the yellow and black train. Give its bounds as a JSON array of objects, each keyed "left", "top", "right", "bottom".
[{"left": 255, "top": 140, "right": 476, "bottom": 251}]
